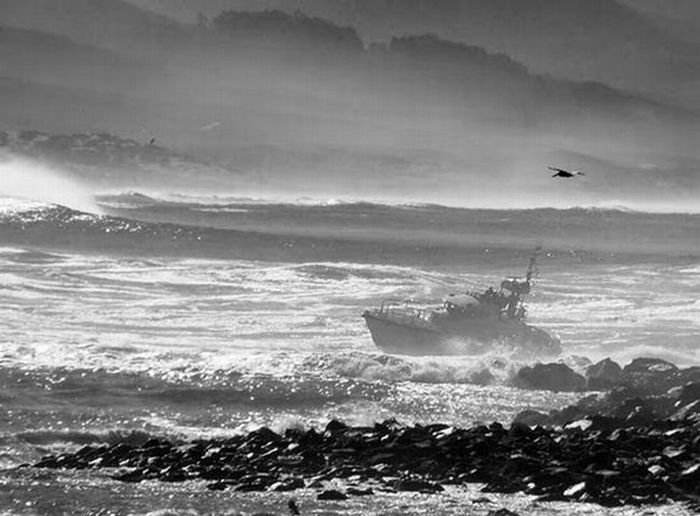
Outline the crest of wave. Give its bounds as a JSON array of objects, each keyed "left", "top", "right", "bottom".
[{"left": 0, "top": 152, "right": 100, "bottom": 214}]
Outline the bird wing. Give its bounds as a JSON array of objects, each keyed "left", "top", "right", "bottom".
[{"left": 548, "top": 167, "right": 567, "bottom": 174}]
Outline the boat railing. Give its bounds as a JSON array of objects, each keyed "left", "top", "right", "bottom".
[{"left": 373, "top": 300, "right": 438, "bottom": 328}]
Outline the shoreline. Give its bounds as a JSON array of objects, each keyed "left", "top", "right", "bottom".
[{"left": 30, "top": 369, "right": 699, "bottom": 512}]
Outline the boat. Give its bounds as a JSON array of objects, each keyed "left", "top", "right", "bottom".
[{"left": 362, "top": 248, "right": 561, "bottom": 356}]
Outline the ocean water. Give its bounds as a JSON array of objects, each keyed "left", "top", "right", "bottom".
[{"left": 0, "top": 194, "right": 698, "bottom": 515}]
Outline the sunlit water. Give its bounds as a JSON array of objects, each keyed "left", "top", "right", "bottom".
[{"left": 0, "top": 196, "right": 698, "bottom": 514}]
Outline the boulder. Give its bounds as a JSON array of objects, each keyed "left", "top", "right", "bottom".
[
  {"left": 622, "top": 358, "right": 678, "bottom": 376},
  {"left": 586, "top": 358, "right": 622, "bottom": 391},
  {"left": 513, "top": 410, "right": 550, "bottom": 427},
  {"left": 620, "top": 358, "right": 682, "bottom": 396},
  {"left": 514, "top": 363, "right": 586, "bottom": 392},
  {"left": 487, "top": 508, "right": 521, "bottom": 516},
  {"left": 672, "top": 400, "right": 700, "bottom": 421},
  {"left": 679, "top": 382, "right": 700, "bottom": 404},
  {"left": 317, "top": 489, "right": 348, "bottom": 501},
  {"left": 393, "top": 478, "right": 444, "bottom": 493}
]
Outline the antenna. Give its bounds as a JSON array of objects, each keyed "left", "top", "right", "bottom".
[{"left": 526, "top": 245, "right": 542, "bottom": 284}]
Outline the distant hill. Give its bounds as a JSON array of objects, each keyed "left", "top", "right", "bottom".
[
  {"left": 0, "top": 130, "right": 236, "bottom": 190},
  {"left": 0, "top": 0, "right": 189, "bottom": 56},
  {"left": 129, "top": 0, "right": 700, "bottom": 108},
  {"left": 0, "top": 5, "right": 697, "bottom": 207},
  {"left": 211, "top": 10, "right": 363, "bottom": 55},
  {"left": 0, "top": 26, "right": 146, "bottom": 92},
  {"left": 619, "top": 0, "right": 700, "bottom": 47}
]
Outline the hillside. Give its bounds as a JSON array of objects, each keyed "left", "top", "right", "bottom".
[
  {"left": 0, "top": 0, "right": 189, "bottom": 56},
  {"left": 130, "top": 0, "right": 700, "bottom": 108},
  {"left": 0, "top": 130, "right": 236, "bottom": 190},
  {"left": 0, "top": 6, "right": 697, "bottom": 207}
]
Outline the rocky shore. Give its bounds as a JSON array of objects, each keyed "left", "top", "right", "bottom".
[
  {"left": 32, "top": 357, "right": 700, "bottom": 511},
  {"left": 513, "top": 357, "right": 700, "bottom": 395}
]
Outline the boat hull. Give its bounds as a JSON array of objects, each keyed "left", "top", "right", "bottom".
[{"left": 362, "top": 311, "right": 561, "bottom": 357}]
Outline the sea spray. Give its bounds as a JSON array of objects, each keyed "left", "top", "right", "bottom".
[{"left": 0, "top": 152, "right": 100, "bottom": 214}]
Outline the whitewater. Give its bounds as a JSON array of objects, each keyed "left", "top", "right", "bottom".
[{"left": 0, "top": 192, "right": 699, "bottom": 514}]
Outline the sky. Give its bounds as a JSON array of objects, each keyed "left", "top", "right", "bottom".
[{"left": 0, "top": 0, "right": 698, "bottom": 211}]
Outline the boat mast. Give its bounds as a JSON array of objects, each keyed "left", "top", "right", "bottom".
[{"left": 525, "top": 246, "right": 541, "bottom": 285}]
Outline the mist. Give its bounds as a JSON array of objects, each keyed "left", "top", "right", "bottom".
[
  {"left": 0, "top": 3, "right": 698, "bottom": 212},
  {"left": 0, "top": 153, "right": 101, "bottom": 214}
]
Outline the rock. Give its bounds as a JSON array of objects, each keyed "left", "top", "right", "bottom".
[
  {"left": 619, "top": 358, "right": 681, "bottom": 396},
  {"left": 270, "top": 478, "right": 305, "bottom": 491},
  {"left": 29, "top": 415, "right": 700, "bottom": 508},
  {"left": 513, "top": 410, "right": 550, "bottom": 427},
  {"left": 623, "top": 358, "right": 678, "bottom": 375},
  {"left": 346, "top": 487, "right": 374, "bottom": 496},
  {"left": 393, "top": 478, "right": 444, "bottom": 493},
  {"left": 317, "top": 489, "right": 348, "bottom": 501},
  {"left": 324, "top": 420, "right": 348, "bottom": 434},
  {"left": 515, "top": 363, "right": 586, "bottom": 392},
  {"left": 563, "top": 481, "right": 586, "bottom": 497},
  {"left": 470, "top": 368, "right": 496, "bottom": 386},
  {"left": 586, "top": 358, "right": 622, "bottom": 391},
  {"left": 672, "top": 400, "right": 700, "bottom": 420},
  {"left": 677, "top": 367, "right": 700, "bottom": 385},
  {"left": 679, "top": 382, "right": 700, "bottom": 403},
  {"left": 112, "top": 468, "right": 148, "bottom": 483},
  {"left": 206, "top": 481, "right": 230, "bottom": 491}
]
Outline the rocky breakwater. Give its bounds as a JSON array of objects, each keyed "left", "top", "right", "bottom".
[
  {"left": 515, "top": 357, "right": 700, "bottom": 425},
  {"left": 33, "top": 409, "right": 699, "bottom": 508},
  {"left": 514, "top": 357, "right": 700, "bottom": 395}
]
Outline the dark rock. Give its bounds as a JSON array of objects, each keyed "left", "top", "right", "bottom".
[
  {"left": 586, "top": 358, "right": 622, "bottom": 391},
  {"left": 346, "top": 487, "right": 374, "bottom": 496},
  {"left": 325, "top": 420, "right": 348, "bottom": 434},
  {"left": 515, "top": 363, "right": 586, "bottom": 392},
  {"left": 393, "top": 478, "right": 444, "bottom": 493},
  {"left": 270, "top": 478, "right": 305, "bottom": 491},
  {"left": 288, "top": 499, "right": 300, "bottom": 515},
  {"left": 206, "top": 481, "right": 232, "bottom": 491},
  {"left": 672, "top": 400, "right": 700, "bottom": 420},
  {"left": 112, "top": 468, "right": 149, "bottom": 483},
  {"left": 317, "top": 489, "right": 348, "bottom": 501},
  {"left": 29, "top": 415, "right": 700, "bottom": 508},
  {"left": 470, "top": 368, "right": 496, "bottom": 386},
  {"left": 623, "top": 358, "right": 678, "bottom": 376},
  {"left": 679, "top": 382, "right": 700, "bottom": 403},
  {"left": 235, "top": 482, "right": 268, "bottom": 492},
  {"left": 487, "top": 508, "right": 521, "bottom": 515},
  {"left": 618, "top": 358, "right": 682, "bottom": 396}
]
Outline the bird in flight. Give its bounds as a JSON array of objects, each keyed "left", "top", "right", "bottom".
[{"left": 549, "top": 167, "right": 585, "bottom": 178}]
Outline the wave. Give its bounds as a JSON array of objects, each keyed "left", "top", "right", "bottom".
[
  {"left": 13, "top": 429, "right": 156, "bottom": 447},
  {"left": 98, "top": 191, "right": 658, "bottom": 214},
  {"left": 0, "top": 364, "right": 391, "bottom": 411},
  {"left": 0, "top": 198, "right": 530, "bottom": 265},
  {"left": 4, "top": 194, "right": 700, "bottom": 265},
  {"left": 0, "top": 198, "right": 285, "bottom": 260},
  {"left": 96, "top": 191, "right": 443, "bottom": 210}
]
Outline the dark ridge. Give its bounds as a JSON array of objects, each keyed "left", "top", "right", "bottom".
[
  {"left": 0, "top": 0, "right": 188, "bottom": 55},
  {"left": 387, "top": 34, "right": 529, "bottom": 77},
  {"left": 212, "top": 9, "right": 363, "bottom": 52}
]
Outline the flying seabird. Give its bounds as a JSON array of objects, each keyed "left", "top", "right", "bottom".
[
  {"left": 549, "top": 167, "right": 585, "bottom": 178},
  {"left": 148, "top": 137, "right": 156, "bottom": 146}
]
